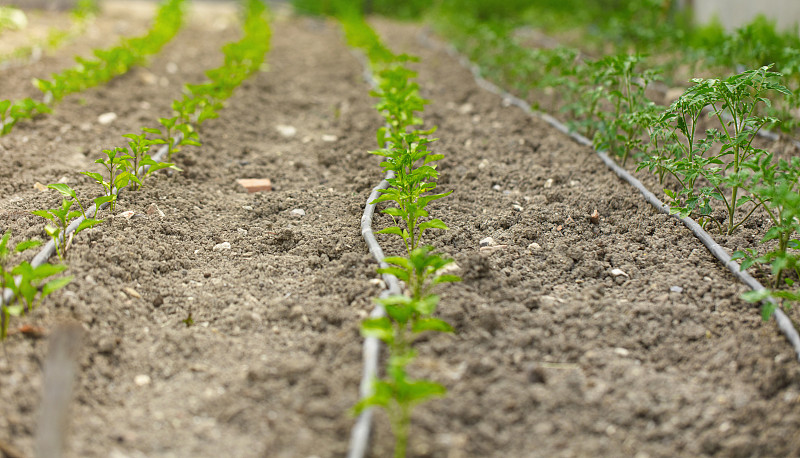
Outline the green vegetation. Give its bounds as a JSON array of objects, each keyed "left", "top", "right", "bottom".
[
  {"left": 324, "top": 7, "right": 458, "bottom": 456},
  {"left": 423, "top": 2, "right": 800, "bottom": 321},
  {"left": 3, "top": 0, "right": 272, "bottom": 340},
  {"left": 0, "top": 0, "right": 185, "bottom": 137},
  {"left": 0, "top": 231, "right": 71, "bottom": 340}
]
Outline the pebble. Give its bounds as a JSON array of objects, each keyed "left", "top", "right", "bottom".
[
  {"left": 512, "top": 204, "right": 523, "bottom": 212},
  {"left": 492, "top": 184, "right": 501, "bottom": 191},
  {"left": 457, "top": 102, "right": 473, "bottom": 115},
  {"left": 290, "top": 208, "right": 306, "bottom": 218},
  {"left": 479, "top": 237, "right": 495, "bottom": 247},
  {"left": 33, "top": 182, "right": 48, "bottom": 192},
  {"left": 614, "top": 347, "right": 630, "bottom": 357},
  {"left": 527, "top": 242, "right": 541, "bottom": 250},
  {"left": 213, "top": 242, "right": 231, "bottom": 251},
  {"left": 146, "top": 203, "right": 165, "bottom": 218},
  {"left": 122, "top": 287, "right": 141, "bottom": 299},
  {"left": 116, "top": 210, "right": 135, "bottom": 220},
  {"left": 321, "top": 134, "right": 337, "bottom": 142},
  {"left": 237, "top": 228, "right": 248, "bottom": 236},
  {"left": 242, "top": 205, "right": 253, "bottom": 211},
  {"left": 97, "top": 112, "right": 117, "bottom": 125},
  {"left": 544, "top": 178, "right": 554, "bottom": 188},
  {"left": 276, "top": 124, "right": 297, "bottom": 138},
  {"left": 610, "top": 268, "right": 628, "bottom": 277},
  {"left": 134, "top": 374, "right": 151, "bottom": 386},
  {"left": 166, "top": 62, "right": 178, "bottom": 74},
  {"left": 670, "top": 286, "right": 684, "bottom": 293}
]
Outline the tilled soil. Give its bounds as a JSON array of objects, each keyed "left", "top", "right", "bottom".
[{"left": 1, "top": 5, "right": 799, "bottom": 458}]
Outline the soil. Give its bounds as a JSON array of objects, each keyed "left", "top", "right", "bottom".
[{"left": 1, "top": 3, "right": 799, "bottom": 458}]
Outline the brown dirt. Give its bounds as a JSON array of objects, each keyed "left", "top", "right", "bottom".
[{"left": 0, "top": 5, "right": 799, "bottom": 458}]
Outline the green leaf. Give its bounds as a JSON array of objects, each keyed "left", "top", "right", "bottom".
[
  {"left": 433, "top": 274, "right": 461, "bottom": 285},
  {"left": 403, "top": 379, "right": 446, "bottom": 405},
  {"left": 376, "top": 266, "right": 409, "bottom": 282},
  {"left": 47, "top": 183, "right": 76, "bottom": 199},
  {"left": 32, "top": 210, "right": 55, "bottom": 222},
  {"left": 42, "top": 276, "right": 72, "bottom": 296},
  {"left": 360, "top": 317, "right": 394, "bottom": 343},
  {"left": 14, "top": 240, "right": 41, "bottom": 253},
  {"left": 419, "top": 219, "right": 449, "bottom": 233},
  {"left": 412, "top": 317, "right": 454, "bottom": 333},
  {"left": 75, "top": 218, "right": 102, "bottom": 233}
]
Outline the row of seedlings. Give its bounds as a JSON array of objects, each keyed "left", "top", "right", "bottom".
[
  {"left": 0, "top": 0, "right": 185, "bottom": 137},
  {"left": 0, "top": 0, "right": 98, "bottom": 68},
  {"left": 336, "top": 10, "right": 460, "bottom": 458},
  {"left": 434, "top": 10, "right": 800, "bottom": 334},
  {"left": 0, "top": 0, "right": 272, "bottom": 340}
]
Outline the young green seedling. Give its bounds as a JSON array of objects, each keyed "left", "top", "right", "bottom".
[
  {"left": 33, "top": 198, "right": 102, "bottom": 261},
  {"left": 357, "top": 247, "right": 460, "bottom": 457},
  {"left": 143, "top": 117, "right": 201, "bottom": 160},
  {"left": 81, "top": 147, "right": 131, "bottom": 213},
  {"left": 0, "top": 230, "right": 71, "bottom": 340},
  {"left": 121, "top": 131, "right": 181, "bottom": 190}
]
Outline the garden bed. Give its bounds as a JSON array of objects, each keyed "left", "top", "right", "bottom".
[{"left": 1, "top": 5, "right": 799, "bottom": 458}]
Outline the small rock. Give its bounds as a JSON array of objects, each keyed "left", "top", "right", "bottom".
[
  {"left": 152, "top": 295, "right": 163, "bottom": 308},
  {"left": 610, "top": 268, "right": 628, "bottom": 277},
  {"left": 512, "top": 204, "right": 524, "bottom": 212},
  {"left": 139, "top": 71, "right": 157, "bottom": 85},
  {"left": 237, "top": 228, "right": 248, "bottom": 236},
  {"left": 290, "top": 208, "right": 306, "bottom": 218},
  {"left": 321, "top": 134, "right": 338, "bottom": 142},
  {"left": 528, "top": 242, "right": 541, "bottom": 250},
  {"left": 242, "top": 205, "right": 254, "bottom": 211},
  {"left": 614, "top": 347, "right": 630, "bottom": 357},
  {"left": 122, "top": 287, "right": 141, "bottom": 299},
  {"left": 237, "top": 178, "right": 272, "bottom": 193},
  {"left": 97, "top": 112, "right": 117, "bottom": 125},
  {"left": 213, "top": 242, "right": 231, "bottom": 251},
  {"left": 369, "top": 278, "right": 386, "bottom": 288},
  {"left": 33, "top": 182, "right": 48, "bottom": 192},
  {"left": 670, "top": 286, "right": 683, "bottom": 293},
  {"left": 134, "top": 374, "right": 151, "bottom": 386},
  {"left": 492, "top": 184, "right": 501, "bottom": 191},
  {"left": 590, "top": 209, "right": 600, "bottom": 225},
  {"left": 544, "top": 178, "right": 553, "bottom": 189},
  {"left": 457, "top": 103, "right": 473, "bottom": 115},
  {"left": 116, "top": 211, "right": 135, "bottom": 220},
  {"left": 479, "top": 237, "right": 495, "bottom": 248},
  {"left": 166, "top": 62, "right": 178, "bottom": 74},
  {"left": 146, "top": 203, "right": 165, "bottom": 217},
  {"left": 276, "top": 124, "right": 297, "bottom": 138}
]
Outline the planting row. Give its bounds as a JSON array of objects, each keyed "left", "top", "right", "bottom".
[
  {"left": 336, "top": 9, "right": 460, "bottom": 457},
  {"left": 430, "top": 7, "right": 800, "bottom": 329},
  {"left": 0, "top": 0, "right": 98, "bottom": 68},
  {"left": 1, "top": 0, "right": 271, "bottom": 340},
  {"left": 0, "top": 0, "right": 184, "bottom": 137}
]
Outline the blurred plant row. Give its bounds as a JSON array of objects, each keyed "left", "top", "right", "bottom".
[{"left": 1, "top": 0, "right": 271, "bottom": 340}]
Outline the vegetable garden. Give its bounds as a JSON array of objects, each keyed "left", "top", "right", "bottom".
[{"left": 1, "top": 0, "right": 799, "bottom": 456}]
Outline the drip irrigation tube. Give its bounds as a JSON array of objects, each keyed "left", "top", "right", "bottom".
[
  {"left": 417, "top": 31, "right": 800, "bottom": 362},
  {"left": 0, "top": 135, "right": 179, "bottom": 309},
  {"left": 345, "top": 45, "right": 404, "bottom": 458}
]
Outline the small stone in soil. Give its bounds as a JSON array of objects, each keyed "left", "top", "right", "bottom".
[
  {"left": 670, "top": 286, "right": 684, "bottom": 293},
  {"left": 290, "top": 208, "right": 306, "bottom": 218},
  {"left": 528, "top": 242, "right": 542, "bottom": 250},
  {"left": 97, "top": 112, "right": 117, "bottom": 125},
  {"left": 590, "top": 209, "right": 600, "bottom": 225},
  {"left": 213, "top": 242, "right": 231, "bottom": 251},
  {"left": 479, "top": 237, "right": 495, "bottom": 247},
  {"left": 242, "top": 205, "right": 254, "bottom": 211},
  {"left": 544, "top": 178, "right": 554, "bottom": 188},
  {"left": 122, "top": 287, "right": 141, "bottom": 299},
  {"left": 116, "top": 211, "right": 135, "bottom": 220},
  {"left": 152, "top": 295, "right": 163, "bottom": 308},
  {"left": 134, "top": 374, "right": 151, "bottom": 386},
  {"left": 34, "top": 182, "right": 47, "bottom": 192},
  {"left": 276, "top": 124, "right": 297, "bottom": 137},
  {"left": 321, "top": 134, "right": 337, "bottom": 142},
  {"left": 492, "top": 184, "right": 501, "bottom": 191}
]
